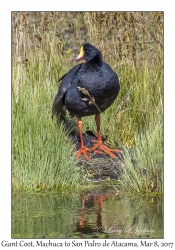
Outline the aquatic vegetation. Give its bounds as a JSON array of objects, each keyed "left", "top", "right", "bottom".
[{"left": 12, "top": 12, "right": 163, "bottom": 193}]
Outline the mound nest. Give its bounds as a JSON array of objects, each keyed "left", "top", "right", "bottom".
[{"left": 69, "top": 131, "right": 131, "bottom": 183}]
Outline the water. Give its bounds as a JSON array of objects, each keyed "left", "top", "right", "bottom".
[{"left": 12, "top": 191, "right": 163, "bottom": 238}]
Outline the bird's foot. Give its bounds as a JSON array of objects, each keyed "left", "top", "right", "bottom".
[
  {"left": 91, "top": 140, "right": 122, "bottom": 159},
  {"left": 76, "top": 147, "right": 92, "bottom": 161}
]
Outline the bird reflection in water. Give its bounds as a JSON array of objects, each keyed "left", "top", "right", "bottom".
[{"left": 76, "top": 192, "right": 115, "bottom": 235}]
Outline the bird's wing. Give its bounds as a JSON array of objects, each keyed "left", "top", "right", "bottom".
[
  {"left": 52, "top": 63, "right": 83, "bottom": 120},
  {"left": 54, "top": 63, "right": 83, "bottom": 105}
]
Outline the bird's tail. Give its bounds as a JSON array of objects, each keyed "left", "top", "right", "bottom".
[{"left": 52, "top": 94, "right": 66, "bottom": 122}]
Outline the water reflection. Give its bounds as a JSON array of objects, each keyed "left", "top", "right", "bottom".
[
  {"left": 12, "top": 191, "right": 163, "bottom": 238},
  {"left": 76, "top": 193, "right": 114, "bottom": 235}
]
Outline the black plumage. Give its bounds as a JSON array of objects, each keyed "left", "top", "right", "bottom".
[{"left": 52, "top": 43, "right": 121, "bottom": 160}]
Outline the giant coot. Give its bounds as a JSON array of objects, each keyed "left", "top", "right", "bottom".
[{"left": 53, "top": 43, "right": 121, "bottom": 160}]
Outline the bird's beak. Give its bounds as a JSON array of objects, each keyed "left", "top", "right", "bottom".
[{"left": 75, "top": 46, "right": 84, "bottom": 62}]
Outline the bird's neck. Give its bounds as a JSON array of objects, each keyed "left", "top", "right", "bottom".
[{"left": 90, "top": 51, "right": 103, "bottom": 66}]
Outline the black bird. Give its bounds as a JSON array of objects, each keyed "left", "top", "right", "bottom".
[{"left": 52, "top": 43, "right": 121, "bottom": 160}]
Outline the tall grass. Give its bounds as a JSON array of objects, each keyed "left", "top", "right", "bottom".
[
  {"left": 118, "top": 110, "right": 163, "bottom": 193},
  {"left": 12, "top": 13, "right": 81, "bottom": 190},
  {"left": 12, "top": 91, "right": 80, "bottom": 191},
  {"left": 12, "top": 12, "right": 163, "bottom": 193}
]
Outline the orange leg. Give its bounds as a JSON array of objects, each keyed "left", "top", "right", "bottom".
[
  {"left": 76, "top": 118, "right": 91, "bottom": 161},
  {"left": 91, "top": 114, "right": 122, "bottom": 158}
]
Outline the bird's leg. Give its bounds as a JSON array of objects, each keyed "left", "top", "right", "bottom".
[
  {"left": 76, "top": 118, "right": 91, "bottom": 161},
  {"left": 91, "top": 114, "right": 122, "bottom": 158}
]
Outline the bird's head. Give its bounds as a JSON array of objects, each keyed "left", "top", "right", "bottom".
[{"left": 75, "top": 43, "right": 102, "bottom": 63}]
